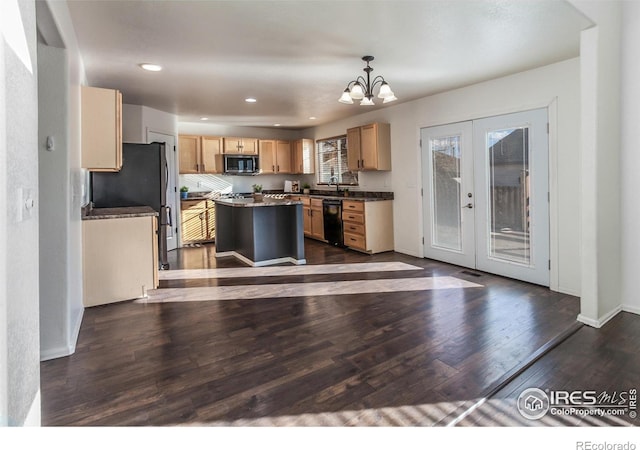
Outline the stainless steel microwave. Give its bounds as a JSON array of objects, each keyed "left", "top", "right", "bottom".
[{"left": 223, "top": 154, "right": 259, "bottom": 174}]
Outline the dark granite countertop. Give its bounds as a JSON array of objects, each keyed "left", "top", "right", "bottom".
[
  {"left": 214, "top": 198, "right": 303, "bottom": 208},
  {"left": 82, "top": 206, "right": 158, "bottom": 220}
]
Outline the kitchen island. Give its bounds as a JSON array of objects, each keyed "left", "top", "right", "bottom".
[{"left": 214, "top": 197, "right": 306, "bottom": 266}]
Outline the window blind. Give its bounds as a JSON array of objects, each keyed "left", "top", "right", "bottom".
[{"left": 316, "top": 135, "right": 357, "bottom": 185}]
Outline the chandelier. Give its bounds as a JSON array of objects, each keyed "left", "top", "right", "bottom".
[{"left": 338, "top": 56, "right": 397, "bottom": 106}]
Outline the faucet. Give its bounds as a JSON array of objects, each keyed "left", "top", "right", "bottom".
[{"left": 328, "top": 175, "right": 340, "bottom": 194}]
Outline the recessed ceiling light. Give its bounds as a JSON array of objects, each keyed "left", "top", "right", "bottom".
[
  {"left": 274, "top": 124, "right": 281, "bottom": 127},
  {"left": 139, "top": 63, "right": 162, "bottom": 72},
  {"left": 200, "top": 117, "right": 209, "bottom": 121},
  {"left": 245, "top": 97, "right": 257, "bottom": 103},
  {"left": 309, "top": 117, "right": 316, "bottom": 120}
]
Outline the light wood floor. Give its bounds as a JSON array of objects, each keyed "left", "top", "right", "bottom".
[{"left": 40, "top": 239, "right": 586, "bottom": 426}]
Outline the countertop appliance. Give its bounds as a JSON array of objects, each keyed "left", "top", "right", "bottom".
[
  {"left": 90, "top": 142, "right": 170, "bottom": 269},
  {"left": 224, "top": 154, "right": 259, "bottom": 174},
  {"left": 323, "top": 199, "right": 344, "bottom": 247}
]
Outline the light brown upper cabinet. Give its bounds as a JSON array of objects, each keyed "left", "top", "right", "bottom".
[
  {"left": 223, "top": 137, "right": 259, "bottom": 154},
  {"left": 81, "top": 86, "right": 122, "bottom": 171},
  {"left": 258, "top": 140, "right": 292, "bottom": 174},
  {"left": 201, "top": 136, "right": 223, "bottom": 173},
  {"left": 292, "top": 138, "right": 315, "bottom": 174},
  {"left": 178, "top": 135, "right": 223, "bottom": 174},
  {"left": 346, "top": 122, "right": 391, "bottom": 171}
]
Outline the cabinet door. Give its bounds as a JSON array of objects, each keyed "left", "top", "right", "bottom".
[
  {"left": 181, "top": 200, "right": 208, "bottom": 242},
  {"left": 292, "top": 140, "right": 302, "bottom": 174},
  {"left": 242, "top": 138, "right": 259, "bottom": 155},
  {"left": 303, "top": 206, "right": 312, "bottom": 236},
  {"left": 301, "top": 138, "right": 315, "bottom": 174},
  {"left": 224, "top": 137, "right": 242, "bottom": 153},
  {"left": 346, "top": 127, "right": 361, "bottom": 171},
  {"left": 179, "top": 135, "right": 201, "bottom": 173},
  {"left": 81, "top": 86, "right": 122, "bottom": 171},
  {"left": 276, "top": 140, "right": 292, "bottom": 173},
  {"left": 259, "top": 140, "right": 276, "bottom": 174},
  {"left": 201, "top": 136, "right": 222, "bottom": 173},
  {"left": 360, "top": 124, "right": 378, "bottom": 170},
  {"left": 361, "top": 123, "right": 391, "bottom": 170},
  {"left": 311, "top": 204, "right": 324, "bottom": 240}
]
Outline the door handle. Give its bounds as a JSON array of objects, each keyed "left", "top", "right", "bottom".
[
  {"left": 462, "top": 203, "right": 473, "bottom": 209},
  {"left": 166, "top": 205, "right": 172, "bottom": 227}
]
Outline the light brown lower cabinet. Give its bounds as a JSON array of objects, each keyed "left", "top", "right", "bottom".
[
  {"left": 342, "top": 200, "right": 394, "bottom": 254},
  {"left": 181, "top": 200, "right": 215, "bottom": 243},
  {"left": 82, "top": 216, "right": 158, "bottom": 307}
]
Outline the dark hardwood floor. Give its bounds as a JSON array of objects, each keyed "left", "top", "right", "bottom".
[
  {"left": 40, "top": 239, "right": 583, "bottom": 426},
  {"left": 459, "top": 311, "right": 640, "bottom": 426}
]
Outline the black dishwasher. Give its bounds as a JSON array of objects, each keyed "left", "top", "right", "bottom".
[{"left": 323, "top": 199, "right": 344, "bottom": 247}]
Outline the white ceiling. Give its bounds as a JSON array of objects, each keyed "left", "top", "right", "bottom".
[{"left": 65, "top": 0, "right": 591, "bottom": 130}]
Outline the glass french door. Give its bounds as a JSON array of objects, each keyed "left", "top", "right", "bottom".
[
  {"left": 422, "top": 109, "right": 550, "bottom": 286},
  {"left": 421, "top": 121, "right": 476, "bottom": 268}
]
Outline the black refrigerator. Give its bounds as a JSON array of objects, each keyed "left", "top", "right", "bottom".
[{"left": 91, "top": 142, "right": 170, "bottom": 269}]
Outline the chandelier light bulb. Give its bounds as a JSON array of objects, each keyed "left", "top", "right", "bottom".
[
  {"left": 339, "top": 89, "right": 354, "bottom": 104},
  {"left": 377, "top": 82, "right": 393, "bottom": 99},
  {"left": 360, "top": 96, "right": 375, "bottom": 106},
  {"left": 350, "top": 84, "right": 365, "bottom": 100}
]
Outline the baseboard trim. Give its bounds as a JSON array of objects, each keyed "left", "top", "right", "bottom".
[
  {"left": 577, "top": 305, "right": 623, "bottom": 328},
  {"left": 40, "top": 308, "right": 84, "bottom": 362},
  {"left": 68, "top": 307, "right": 84, "bottom": 353},
  {"left": 23, "top": 390, "right": 40, "bottom": 426},
  {"left": 216, "top": 251, "right": 305, "bottom": 267},
  {"left": 622, "top": 304, "right": 640, "bottom": 315}
]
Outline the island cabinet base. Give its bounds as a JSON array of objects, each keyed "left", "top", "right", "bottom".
[{"left": 214, "top": 200, "right": 305, "bottom": 266}]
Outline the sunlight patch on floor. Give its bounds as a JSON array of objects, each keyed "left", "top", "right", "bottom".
[
  {"left": 140, "top": 276, "right": 484, "bottom": 303},
  {"left": 159, "top": 262, "right": 424, "bottom": 280}
]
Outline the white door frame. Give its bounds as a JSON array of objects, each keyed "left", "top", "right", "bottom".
[{"left": 420, "top": 107, "right": 553, "bottom": 287}]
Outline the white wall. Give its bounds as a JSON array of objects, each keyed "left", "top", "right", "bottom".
[
  {"left": 122, "top": 103, "right": 144, "bottom": 142},
  {"left": 37, "top": 41, "right": 71, "bottom": 360},
  {"left": 620, "top": 0, "right": 640, "bottom": 316},
  {"left": 123, "top": 104, "right": 178, "bottom": 144},
  {"left": 310, "top": 59, "right": 581, "bottom": 295},
  {"left": 1, "top": 0, "right": 40, "bottom": 425},
  {"left": 571, "top": 1, "right": 623, "bottom": 327},
  {"left": 39, "top": 0, "right": 87, "bottom": 361},
  {"left": 0, "top": 4, "right": 8, "bottom": 427}
]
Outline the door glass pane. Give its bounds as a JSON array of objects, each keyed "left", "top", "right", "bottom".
[
  {"left": 487, "top": 127, "right": 531, "bottom": 265},
  {"left": 431, "top": 136, "right": 462, "bottom": 251}
]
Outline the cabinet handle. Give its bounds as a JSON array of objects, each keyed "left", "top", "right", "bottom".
[
  {"left": 277, "top": 165, "right": 279, "bottom": 172},
  {"left": 272, "top": 165, "right": 275, "bottom": 172}
]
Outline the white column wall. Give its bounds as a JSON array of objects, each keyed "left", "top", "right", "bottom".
[
  {"left": 571, "top": 1, "right": 623, "bottom": 327},
  {"left": 620, "top": 1, "right": 640, "bottom": 316}
]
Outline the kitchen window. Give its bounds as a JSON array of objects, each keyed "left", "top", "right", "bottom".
[{"left": 316, "top": 135, "right": 358, "bottom": 185}]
